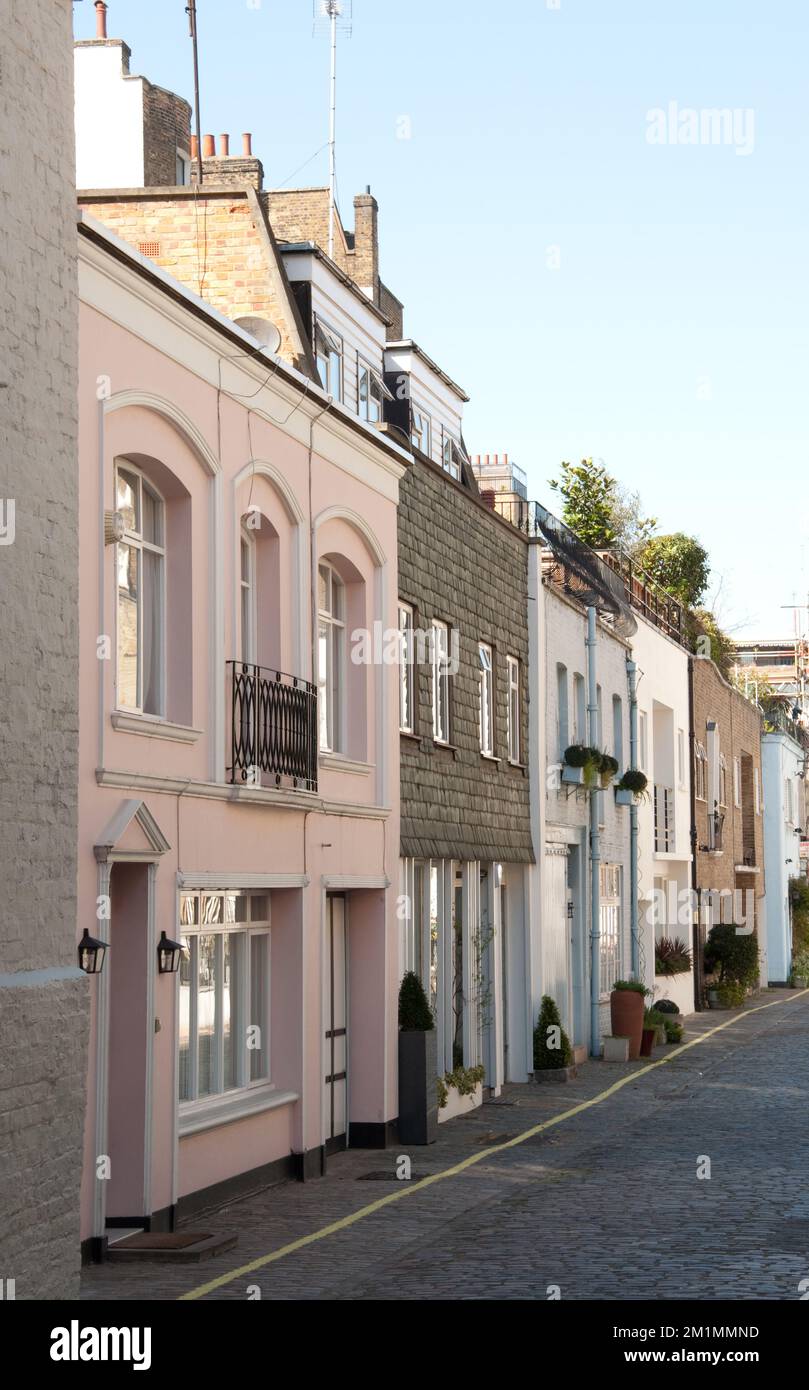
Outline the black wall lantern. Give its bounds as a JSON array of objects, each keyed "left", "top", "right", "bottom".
[
  {"left": 78, "top": 928, "right": 108, "bottom": 975},
  {"left": 157, "top": 931, "right": 185, "bottom": 974}
]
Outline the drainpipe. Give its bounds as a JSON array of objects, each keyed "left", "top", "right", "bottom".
[
  {"left": 587, "top": 606, "right": 601, "bottom": 1057},
  {"left": 627, "top": 657, "right": 639, "bottom": 977}
]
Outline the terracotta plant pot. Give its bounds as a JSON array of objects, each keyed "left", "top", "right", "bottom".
[
  {"left": 640, "top": 1027, "right": 656, "bottom": 1058},
  {"left": 610, "top": 988, "right": 644, "bottom": 1060}
]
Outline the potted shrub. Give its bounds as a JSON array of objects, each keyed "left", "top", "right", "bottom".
[
  {"left": 599, "top": 752, "right": 620, "bottom": 789},
  {"left": 654, "top": 936, "right": 692, "bottom": 976},
  {"left": 397, "top": 971, "right": 437, "bottom": 1144},
  {"left": 614, "top": 769, "right": 649, "bottom": 806},
  {"left": 609, "top": 979, "right": 647, "bottom": 1059},
  {"left": 655, "top": 998, "right": 680, "bottom": 1016},
  {"left": 644, "top": 1007, "right": 667, "bottom": 1046},
  {"left": 532, "top": 994, "right": 575, "bottom": 1083},
  {"left": 664, "top": 1018, "right": 684, "bottom": 1044}
]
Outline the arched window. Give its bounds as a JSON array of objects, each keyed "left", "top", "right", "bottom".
[
  {"left": 240, "top": 527, "right": 257, "bottom": 665},
  {"left": 318, "top": 561, "right": 345, "bottom": 752},
  {"left": 116, "top": 463, "right": 165, "bottom": 715}
]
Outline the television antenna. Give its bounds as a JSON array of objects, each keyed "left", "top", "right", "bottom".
[{"left": 313, "top": 2, "right": 353, "bottom": 260}]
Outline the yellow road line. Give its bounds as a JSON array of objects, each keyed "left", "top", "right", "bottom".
[{"left": 179, "top": 989, "right": 808, "bottom": 1300}]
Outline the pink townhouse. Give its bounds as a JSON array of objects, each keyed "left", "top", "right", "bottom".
[{"left": 76, "top": 210, "right": 409, "bottom": 1260}]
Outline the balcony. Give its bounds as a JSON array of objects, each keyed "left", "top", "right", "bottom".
[
  {"left": 227, "top": 661, "right": 318, "bottom": 792},
  {"left": 654, "top": 784, "right": 676, "bottom": 852}
]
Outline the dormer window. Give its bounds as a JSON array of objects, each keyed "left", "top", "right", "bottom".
[
  {"left": 358, "top": 357, "right": 392, "bottom": 424},
  {"left": 411, "top": 406, "right": 431, "bottom": 456},
  {"left": 315, "top": 319, "right": 343, "bottom": 402},
  {"left": 442, "top": 429, "right": 464, "bottom": 480}
]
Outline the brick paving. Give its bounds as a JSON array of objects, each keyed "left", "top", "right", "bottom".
[{"left": 81, "top": 989, "right": 809, "bottom": 1301}]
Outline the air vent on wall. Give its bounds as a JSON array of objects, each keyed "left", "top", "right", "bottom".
[{"left": 138, "top": 242, "right": 161, "bottom": 259}]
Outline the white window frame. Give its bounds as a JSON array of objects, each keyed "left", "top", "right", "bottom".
[
  {"left": 318, "top": 561, "right": 346, "bottom": 753},
  {"left": 358, "top": 356, "right": 392, "bottom": 423},
  {"left": 399, "top": 602, "right": 415, "bottom": 734},
  {"left": 678, "top": 728, "right": 686, "bottom": 788},
  {"left": 178, "top": 890, "right": 271, "bottom": 1115},
  {"left": 411, "top": 405, "right": 431, "bottom": 457},
  {"left": 314, "top": 317, "right": 343, "bottom": 402},
  {"left": 599, "top": 864, "right": 622, "bottom": 998},
  {"left": 733, "top": 755, "right": 741, "bottom": 808},
  {"left": 754, "top": 765, "right": 761, "bottom": 815},
  {"left": 557, "top": 664, "right": 569, "bottom": 758},
  {"left": 479, "top": 642, "right": 494, "bottom": 755},
  {"left": 115, "top": 461, "right": 166, "bottom": 717},
  {"left": 695, "top": 741, "right": 707, "bottom": 801},
  {"left": 719, "top": 753, "right": 728, "bottom": 808},
  {"left": 240, "top": 527, "right": 257, "bottom": 666},
  {"left": 442, "top": 429, "right": 463, "bottom": 480},
  {"left": 613, "top": 695, "right": 624, "bottom": 769},
  {"left": 507, "top": 655, "right": 520, "bottom": 763},
  {"left": 432, "top": 620, "right": 451, "bottom": 744},
  {"left": 573, "top": 673, "right": 585, "bottom": 744},
  {"left": 639, "top": 710, "right": 648, "bottom": 773}
]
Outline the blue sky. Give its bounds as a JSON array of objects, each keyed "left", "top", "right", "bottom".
[{"left": 74, "top": 0, "right": 809, "bottom": 638}]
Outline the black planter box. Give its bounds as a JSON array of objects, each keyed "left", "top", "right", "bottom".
[{"left": 397, "top": 1029, "right": 438, "bottom": 1145}]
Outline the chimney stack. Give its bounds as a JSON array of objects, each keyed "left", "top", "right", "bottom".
[
  {"left": 202, "top": 134, "right": 215, "bottom": 158},
  {"left": 219, "top": 134, "right": 230, "bottom": 156},
  {"left": 95, "top": 1, "right": 108, "bottom": 39},
  {"left": 242, "top": 133, "right": 253, "bottom": 156}
]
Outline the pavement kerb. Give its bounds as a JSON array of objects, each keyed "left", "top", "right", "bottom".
[{"left": 179, "top": 988, "right": 809, "bottom": 1300}]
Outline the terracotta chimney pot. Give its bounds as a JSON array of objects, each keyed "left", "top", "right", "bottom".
[
  {"left": 242, "top": 133, "right": 253, "bottom": 156},
  {"left": 95, "top": 2, "right": 108, "bottom": 40},
  {"left": 202, "top": 134, "right": 215, "bottom": 158},
  {"left": 190, "top": 134, "right": 199, "bottom": 160},
  {"left": 219, "top": 134, "right": 230, "bottom": 156}
]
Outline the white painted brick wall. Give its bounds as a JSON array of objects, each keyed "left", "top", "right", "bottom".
[{"left": 0, "top": 0, "right": 89, "bottom": 1298}]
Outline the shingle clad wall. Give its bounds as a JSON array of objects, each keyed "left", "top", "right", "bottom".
[{"left": 398, "top": 455, "right": 533, "bottom": 863}]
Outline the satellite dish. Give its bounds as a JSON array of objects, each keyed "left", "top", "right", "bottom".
[{"left": 234, "top": 316, "right": 282, "bottom": 355}]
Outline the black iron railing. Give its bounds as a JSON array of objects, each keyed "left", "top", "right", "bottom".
[
  {"left": 227, "top": 661, "right": 318, "bottom": 791},
  {"left": 654, "top": 784, "right": 675, "bottom": 852}
]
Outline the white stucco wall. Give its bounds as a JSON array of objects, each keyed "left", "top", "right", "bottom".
[
  {"left": 75, "top": 42, "right": 145, "bottom": 188},
  {"left": 762, "top": 732, "right": 804, "bottom": 982},
  {"left": 528, "top": 556, "right": 632, "bottom": 1054},
  {"left": 629, "top": 615, "right": 694, "bottom": 1013}
]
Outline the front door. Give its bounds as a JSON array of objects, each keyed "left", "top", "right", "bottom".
[
  {"left": 543, "top": 845, "right": 572, "bottom": 1038},
  {"left": 323, "top": 894, "right": 347, "bottom": 1154}
]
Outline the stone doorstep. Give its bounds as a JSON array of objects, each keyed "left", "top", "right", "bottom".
[{"left": 107, "top": 1231, "right": 238, "bottom": 1263}]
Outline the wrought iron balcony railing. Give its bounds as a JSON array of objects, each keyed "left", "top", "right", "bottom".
[
  {"left": 654, "top": 784, "right": 675, "bottom": 852},
  {"left": 227, "top": 661, "right": 318, "bottom": 792}
]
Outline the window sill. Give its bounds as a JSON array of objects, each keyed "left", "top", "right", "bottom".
[
  {"left": 399, "top": 729, "right": 421, "bottom": 742},
  {"left": 111, "top": 711, "right": 203, "bottom": 744},
  {"left": 432, "top": 739, "right": 458, "bottom": 753},
  {"left": 480, "top": 752, "right": 501, "bottom": 764},
  {"left": 319, "top": 753, "right": 374, "bottom": 776},
  {"left": 178, "top": 1085, "right": 299, "bottom": 1138},
  {"left": 507, "top": 759, "right": 527, "bottom": 772}
]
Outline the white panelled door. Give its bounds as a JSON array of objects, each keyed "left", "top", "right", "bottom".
[
  {"left": 323, "top": 894, "right": 348, "bottom": 1152},
  {"left": 543, "top": 845, "right": 573, "bottom": 1038}
]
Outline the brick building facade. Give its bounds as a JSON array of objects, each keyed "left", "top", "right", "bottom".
[
  {"left": 690, "top": 656, "right": 766, "bottom": 993},
  {"left": 0, "top": 0, "right": 89, "bottom": 1299}
]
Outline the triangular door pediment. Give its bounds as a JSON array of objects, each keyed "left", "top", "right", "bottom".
[{"left": 94, "top": 798, "right": 171, "bottom": 862}]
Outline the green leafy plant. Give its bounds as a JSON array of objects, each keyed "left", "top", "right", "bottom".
[
  {"left": 564, "top": 744, "right": 593, "bottom": 768},
  {"left": 437, "top": 1063, "right": 485, "bottom": 1108},
  {"left": 654, "top": 998, "right": 681, "bottom": 1015},
  {"left": 533, "top": 995, "right": 573, "bottom": 1070},
  {"left": 644, "top": 1008, "right": 666, "bottom": 1027},
  {"left": 703, "top": 924, "right": 759, "bottom": 992},
  {"left": 637, "top": 532, "right": 710, "bottom": 608},
  {"left": 616, "top": 768, "right": 649, "bottom": 800},
  {"left": 664, "top": 1019, "right": 684, "bottom": 1044},
  {"left": 599, "top": 752, "right": 620, "bottom": 786},
  {"left": 715, "top": 981, "right": 746, "bottom": 1008},
  {"left": 789, "top": 877, "right": 809, "bottom": 956},
  {"left": 654, "top": 936, "right": 692, "bottom": 977},
  {"left": 611, "top": 979, "right": 649, "bottom": 995},
  {"left": 398, "top": 971, "right": 434, "bottom": 1031}
]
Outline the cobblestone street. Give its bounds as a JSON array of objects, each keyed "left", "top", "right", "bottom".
[{"left": 79, "top": 990, "right": 809, "bottom": 1302}]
